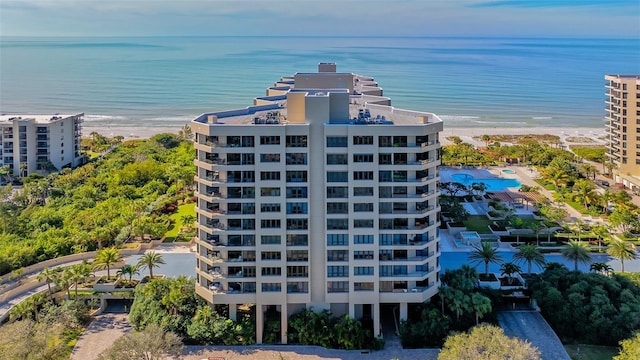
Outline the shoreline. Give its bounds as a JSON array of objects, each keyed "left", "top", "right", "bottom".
[{"left": 84, "top": 124, "right": 606, "bottom": 147}]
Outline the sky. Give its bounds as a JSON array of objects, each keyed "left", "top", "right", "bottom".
[{"left": 1, "top": 0, "right": 639, "bottom": 38}]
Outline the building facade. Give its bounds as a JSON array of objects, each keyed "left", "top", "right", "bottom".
[
  {"left": 0, "top": 114, "right": 84, "bottom": 177},
  {"left": 604, "top": 75, "right": 640, "bottom": 192},
  {"left": 192, "top": 64, "right": 443, "bottom": 343}
]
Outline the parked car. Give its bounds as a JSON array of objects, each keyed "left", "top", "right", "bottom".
[{"left": 596, "top": 180, "right": 609, "bottom": 187}]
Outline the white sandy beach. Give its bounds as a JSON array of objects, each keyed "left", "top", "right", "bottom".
[{"left": 84, "top": 125, "right": 606, "bottom": 148}]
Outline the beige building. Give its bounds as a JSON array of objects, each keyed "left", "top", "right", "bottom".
[
  {"left": 191, "top": 64, "right": 443, "bottom": 343},
  {"left": 605, "top": 75, "right": 640, "bottom": 192},
  {"left": 0, "top": 114, "right": 84, "bottom": 177}
]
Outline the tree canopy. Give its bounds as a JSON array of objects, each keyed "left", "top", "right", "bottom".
[{"left": 438, "top": 324, "right": 541, "bottom": 360}]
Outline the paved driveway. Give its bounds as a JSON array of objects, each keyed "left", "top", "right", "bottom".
[
  {"left": 498, "top": 310, "right": 570, "bottom": 360},
  {"left": 70, "top": 313, "right": 131, "bottom": 360}
]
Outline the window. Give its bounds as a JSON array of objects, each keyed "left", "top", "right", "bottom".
[
  {"left": 354, "top": 187, "right": 374, "bottom": 196},
  {"left": 354, "top": 266, "right": 374, "bottom": 276},
  {"left": 327, "top": 234, "right": 348, "bottom": 246},
  {"left": 354, "top": 235, "right": 374, "bottom": 244},
  {"left": 354, "top": 219, "right": 374, "bottom": 228},
  {"left": 379, "top": 136, "right": 392, "bottom": 147},
  {"left": 327, "top": 171, "right": 348, "bottom": 182},
  {"left": 286, "top": 153, "right": 307, "bottom": 165},
  {"left": 261, "top": 219, "right": 281, "bottom": 228},
  {"left": 379, "top": 153, "right": 392, "bottom": 165},
  {"left": 393, "top": 136, "right": 407, "bottom": 147},
  {"left": 261, "top": 235, "right": 281, "bottom": 245},
  {"left": 260, "top": 203, "right": 281, "bottom": 212},
  {"left": 353, "top": 136, "right": 374, "bottom": 145},
  {"left": 327, "top": 202, "right": 348, "bottom": 214},
  {"left": 241, "top": 136, "right": 254, "bottom": 147},
  {"left": 261, "top": 171, "right": 280, "bottom": 181},
  {"left": 379, "top": 171, "right": 392, "bottom": 182},
  {"left": 353, "top": 154, "right": 374, "bottom": 163},
  {"left": 327, "top": 265, "right": 349, "bottom": 276},
  {"left": 287, "top": 250, "right": 309, "bottom": 261},
  {"left": 327, "top": 218, "right": 348, "bottom": 230},
  {"left": 353, "top": 171, "right": 373, "bottom": 180},
  {"left": 260, "top": 187, "right": 280, "bottom": 196},
  {"left": 286, "top": 186, "right": 307, "bottom": 198},
  {"left": 327, "top": 154, "right": 348, "bottom": 165},
  {"left": 354, "top": 282, "right": 374, "bottom": 291},
  {"left": 242, "top": 153, "right": 255, "bottom": 165},
  {"left": 260, "top": 136, "right": 280, "bottom": 145},
  {"left": 287, "top": 266, "right": 308, "bottom": 277},
  {"left": 286, "top": 171, "right": 307, "bottom": 182},
  {"left": 327, "top": 186, "right": 348, "bottom": 198},
  {"left": 287, "top": 281, "right": 308, "bottom": 293},
  {"left": 354, "top": 203, "right": 373, "bottom": 212},
  {"left": 354, "top": 251, "right": 374, "bottom": 260},
  {"left": 328, "top": 281, "right": 348, "bottom": 293},
  {"left": 327, "top": 250, "right": 348, "bottom": 261},
  {"left": 327, "top": 136, "right": 348, "bottom": 147},
  {"left": 287, "top": 218, "right": 308, "bottom": 230},
  {"left": 286, "top": 202, "right": 308, "bottom": 214},
  {"left": 262, "top": 267, "right": 282, "bottom": 276},
  {"left": 286, "top": 135, "right": 307, "bottom": 147},
  {"left": 261, "top": 251, "right": 281, "bottom": 260},
  {"left": 260, "top": 153, "right": 280, "bottom": 162},
  {"left": 287, "top": 234, "right": 308, "bottom": 246},
  {"left": 262, "top": 283, "right": 281, "bottom": 292}
]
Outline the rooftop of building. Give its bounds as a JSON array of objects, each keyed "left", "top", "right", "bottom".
[
  {"left": 605, "top": 74, "right": 640, "bottom": 80},
  {"left": 0, "top": 113, "right": 84, "bottom": 125},
  {"left": 193, "top": 64, "right": 441, "bottom": 127}
]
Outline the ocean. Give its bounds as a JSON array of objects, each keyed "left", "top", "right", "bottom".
[{"left": 1, "top": 36, "right": 639, "bottom": 129}]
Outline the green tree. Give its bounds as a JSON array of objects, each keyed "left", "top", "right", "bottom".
[
  {"left": 94, "top": 247, "right": 123, "bottom": 280},
  {"left": 513, "top": 244, "right": 546, "bottom": 275},
  {"left": 607, "top": 239, "right": 638, "bottom": 273},
  {"left": 561, "top": 240, "right": 592, "bottom": 271},
  {"left": 97, "top": 323, "right": 183, "bottom": 360},
  {"left": 572, "top": 179, "right": 598, "bottom": 209},
  {"left": 468, "top": 242, "right": 503, "bottom": 276},
  {"left": 500, "top": 262, "right": 522, "bottom": 285},
  {"left": 117, "top": 264, "right": 140, "bottom": 282},
  {"left": 542, "top": 166, "right": 570, "bottom": 189},
  {"left": 137, "top": 251, "right": 166, "bottom": 279},
  {"left": 470, "top": 293, "right": 492, "bottom": 325},
  {"left": 610, "top": 208, "right": 640, "bottom": 234},
  {"left": 69, "top": 261, "right": 92, "bottom": 297},
  {"left": 36, "top": 267, "right": 60, "bottom": 298},
  {"left": 615, "top": 331, "right": 640, "bottom": 360},
  {"left": 439, "top": 324, "right": 541, "bottom": 360},
  {"left": 590, "top": 262, "right": 613, "bottom": 275}
]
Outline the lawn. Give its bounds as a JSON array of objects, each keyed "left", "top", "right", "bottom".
[
  {"left": 164, "top": 202, "right": 196, "bottom": 242},
  {"left": 463, "top": 215, "right": 494, "bottom": 234},
  {"left": 564, "top": 344, "right": 618, "bottom": 360}
]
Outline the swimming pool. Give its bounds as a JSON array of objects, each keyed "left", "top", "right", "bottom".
[
  {"left": 450, "top": 173, "right": 521, "bottom": 191},
  {"left": 502, "top": 169, "right": 516, "bottom": 174}
]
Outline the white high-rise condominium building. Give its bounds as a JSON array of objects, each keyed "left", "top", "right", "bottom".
[
  {"left": 192, "top": 64, "right": 443, "bottom": 344},
  {"left": 604, "top": 75, "right": 640, "bottom": 192},
  {"left": 0, "top": 114, "right": 84, "bottom": 177}
]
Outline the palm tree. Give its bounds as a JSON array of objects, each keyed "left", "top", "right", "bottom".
[
  {"left": 542, "top": 167, "right": 570, "bottom": 189},
  {"left": 468, "top": 242, "right": 503, "bottom": 277},
  {"left": 561, "top": 240, "right": 592, "bottom": 271},
  {"left": 590, "top": 262, "right": 613, "bottom": 275},
  {"left": 117, "top": 264, "right": 140, "bottom": 282},
  {"left": 591, "top": 225, "right": 610, "bottom": 252},
  {"left": 36, "top": 267, "right": 59, "bottom": 298},
  {"left": 471, "top": 293, "right": 492, "bottom": 325},
  {"left": 94, "top": 247, "right": 123, "bottom": 280},
  {"left": 570, "top": 220, "right": 590, "bottom": 242},
  {"left": 69, "top": 262, "right": 92, "bottom": 298},
  {"left": 606, "top": 239, "right": 637, "bottom": 273},
  {"left": 572, "top": 179, "right": 598, "bottom": 209},
  {"left": 580, "top": 163, "right": 597, "bottom": 180},
  {"left": 513, "top": 244, "right": 546, "bottom": 275},
  {"left": 55, "top": 268, "right": 73, "bottom": 299},
  {"left": 500, "top": 262, "right": 522, "bottom": 285},
  {"left": 137, "top": 251, "right": 166, "bottom": 279}
]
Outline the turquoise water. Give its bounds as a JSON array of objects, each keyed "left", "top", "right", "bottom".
[
  {"left": 450, "top": 173, "right": 521, "bottom": 191},
  {"left": 502, "top": 169, "right": 516, "bottom": 174},
  {"left": 1, "top": 36, "right": 639, "bottom": 129}
]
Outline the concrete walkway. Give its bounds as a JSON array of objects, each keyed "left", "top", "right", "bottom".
[
  {"left": 498, "top": 311, "right": 570, "bottom": 360},
  {"left": 70, "top": 313, "right": 131, "bottom": 360}
]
